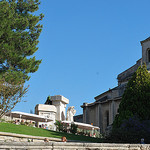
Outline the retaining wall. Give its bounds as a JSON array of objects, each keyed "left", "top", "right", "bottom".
[
  {"left": 0, "top": 132, "right": 61, "bottom": 142},
  {"left": 0, "top": 132, "right": 149, "bottom": 150},
  {"left": 0, "top": 142, "right": 149, "bottom": 150}
]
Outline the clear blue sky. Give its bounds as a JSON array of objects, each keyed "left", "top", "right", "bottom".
[{"left": 14, "top": 0, "right": 150, "bottom": 115}]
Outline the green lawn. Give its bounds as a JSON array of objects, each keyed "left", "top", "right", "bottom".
[{"left": 0, "top": 122, "right": 103, "bottom": 143}]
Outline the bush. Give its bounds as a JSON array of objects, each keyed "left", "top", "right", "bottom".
[
  {"left": 55, "top": 120, "right": 63, "bottom": 132},
  {"left": 70, "top": 123, "right": 78, "bottom": 134},
  {"left": 0, "top": 119, "right": 6, "bottom": 122},
  {"left": 55, "top": 121, "right": 70, "bottom": 133},
  {"left": 108, "top": 116, "right": 150, "bottom": 143}
]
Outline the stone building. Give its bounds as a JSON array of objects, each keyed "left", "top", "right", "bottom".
[
  {"left": 81, "top": 37, "right": 150, "bottom": 133},
  {"left": 73, "top": 114, "right": 83, "bottom": 123},
  {"left": 35, "top": 95, "right": 69, "bottom": 128}
]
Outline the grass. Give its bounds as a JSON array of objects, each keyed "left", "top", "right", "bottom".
[{"left": 0, "top": 122, "right": 103, "bottom": 143}]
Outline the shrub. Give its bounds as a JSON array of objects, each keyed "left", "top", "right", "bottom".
[
  {"left": 70, "top": 123, "right": 78, "bottom": 134},
  {"left": 55, "top": 120, "right": 63, "bottom": 132},
  {"left": 62, "top": 122, "right": 69, "bottom": 133},
  {"left": 108, "top": 116, "right": 150, "bottom": 143}
]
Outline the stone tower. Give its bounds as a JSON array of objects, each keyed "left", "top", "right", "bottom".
[
  {"left": 141, "top": 37, "right": 150, "bottom": 71},
  {"left": 51, "top": 95, "right": 69, "bottom": 121}
]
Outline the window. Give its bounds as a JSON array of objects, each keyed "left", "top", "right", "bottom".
[
  {"left": 148, "top": 49, "right": 150, "bottom": 62},
  {"left": 106, "top": 111, "right": 109, "bottom": 126}
]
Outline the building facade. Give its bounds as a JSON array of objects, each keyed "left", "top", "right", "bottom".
[
  {"left": 81, "top": 37, "right": 150, "bottom": 133},
  {"left": 35, "top": 95, "right": 69, "bottom": 128}
]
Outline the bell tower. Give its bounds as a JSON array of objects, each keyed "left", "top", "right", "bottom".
[{"left": 140, "top": 37, "right": 150, "bottom": 71}]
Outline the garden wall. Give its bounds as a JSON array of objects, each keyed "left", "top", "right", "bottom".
[
  {"left": 0, "top": 142, "right": 149, "bottom": 150},
  {"left": 0, "top": 131, "right": 61, "bottom": 142},
  {"left": 0, "top": 132, "right": 149, "bottom": 150}
]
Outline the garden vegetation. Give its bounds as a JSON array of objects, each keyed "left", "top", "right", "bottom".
[{"left": 108, "top": 64, "right": 150, "bottom": 143}]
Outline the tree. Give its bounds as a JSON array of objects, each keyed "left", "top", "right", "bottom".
[
  {"left": 0, "top": 75, "right": 28, "bottom": 118},
  {"left": 0, "top": 0, "right": 44, "bottom": 83},
  {"left": 113, "top": 64, "right": 150, "bottom": 128},
  {"left": 45, "top": 96, "right": 52, "bottom": 105},
  {"left": 0, "top": 0, "right": 43, "bottom": 117},
  {"left": 108, "top": 64, "right": 150, "bottom": 143}
]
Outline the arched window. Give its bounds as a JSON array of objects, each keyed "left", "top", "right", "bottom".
[
  {"left": 61, "top": 111, "right": 65, "bottom": 121},
  {"left": 148, "top": 49, "right": 150, "bottom": 62}
]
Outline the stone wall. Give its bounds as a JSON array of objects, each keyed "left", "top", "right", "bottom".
[
  {"left": 0, "top": 132, "right": 61, "bottom": 143},
  {"left": 0, "top": 142, "right": 149, "bottom": 150},
  {"left": 74, "top": 114, "right": 83, "bottom": 123},
  {"left": 0, "top": 132, "right": 149, "bottom": 149},
  {"left": 117, "top": 59, "right": 142, "bottom": 85}
]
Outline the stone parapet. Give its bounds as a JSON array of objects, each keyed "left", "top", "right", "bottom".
[
  {"left": 51, "top": 95, "right": 69, "bottom": 104},
  {"left": 0, "top": 131, "right": 61, "bottom": 142},
  {"left": 117, "top": 59, "right": 142, "bottom": 85},
  {"left": 35, "top": 104, "right": 57, "bottom": 113},
  {"left": 0, "top": 142, "right": 149, "bottom": 150}
]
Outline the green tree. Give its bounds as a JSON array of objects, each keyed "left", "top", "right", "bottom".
[
  {"left": 0, "top": 75, "right": 28, "bottom": 118},
  {"left": 0, "top": 0, "right": 43, "bottom": 117},
  {"left": 45, "top": 96, "right": 52, "bottom": 105},
  {"left": 113, "top": 64, "right": 150, "bottom": 128},
  {"left": 0, "top": 0, "right": 44, "bottom": 83}
]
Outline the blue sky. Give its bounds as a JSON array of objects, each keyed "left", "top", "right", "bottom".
[{"left": 14, "top": 0, "right": 150, "bottom": 115}]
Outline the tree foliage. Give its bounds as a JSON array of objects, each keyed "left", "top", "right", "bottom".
[
  {"left": 45, "top": 96, "right": 52, "bottom": 105},
  {"left": 0, "top": 75, "right": 28, "bottom": 118},
  {"left": 113, "top": 64, "right": 150, "bottom": 128},
  {"left": 0, "top": 0, "right": 43, "bottom": 117},
  {"left": 0, "top": 0, "right": 44, "bottom": 83}
]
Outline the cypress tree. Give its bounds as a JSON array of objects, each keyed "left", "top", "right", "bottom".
[{"left": 113, "top": 64, "right": 150, "bottom": 128}]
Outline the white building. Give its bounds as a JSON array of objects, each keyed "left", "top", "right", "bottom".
[{"left": 35, "top": 95, "right": 69, "bottom": 128}]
